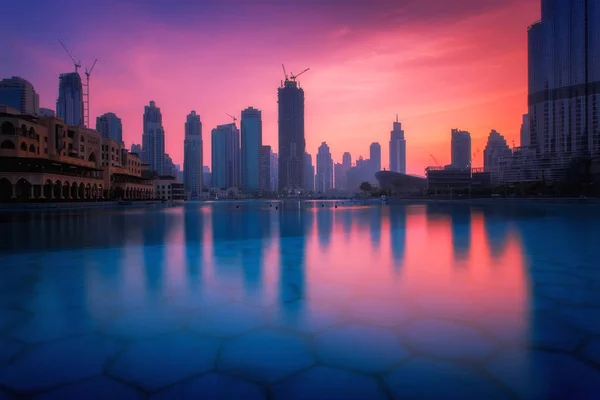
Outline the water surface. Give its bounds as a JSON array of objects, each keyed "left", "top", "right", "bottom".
[{"left": 1, "top": 201, "right": 599, "bottom": 399}]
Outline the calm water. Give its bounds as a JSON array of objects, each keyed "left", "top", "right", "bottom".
[{"left": 0, "top": 201, "right": 600, "bottom": 399}]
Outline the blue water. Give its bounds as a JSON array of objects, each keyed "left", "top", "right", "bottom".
[{"left": 0, "top": 200, "right": 599, "bottom": 399}]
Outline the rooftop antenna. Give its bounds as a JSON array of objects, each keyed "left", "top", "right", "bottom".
[
  {"left": 58, "top": 39, "right": 81, "bottom": 73},
  {"left": 226, "top": 113, "right": 238, "bottom": 124},
  {"left": 83, "top": 59, "right": 98, "bottom": 129},
  {"left": 396, "top": 114, "right": 398, "bottom": 122}
]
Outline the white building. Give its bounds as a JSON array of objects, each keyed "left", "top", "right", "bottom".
[
  {"left": 0, "top": 76, "right": 39, "bottom": 115},
  {"left": 316, "top": 142, "right": 333, "bottom": 192},
  {"left": 184, "top": 110, "right": 203, "bottom": 199},
  {"left": 389, "top": 116, "right": 406, "bottom": 174},
  {"left": 154, "top": 176, "right": 185, "bottom": 201}
]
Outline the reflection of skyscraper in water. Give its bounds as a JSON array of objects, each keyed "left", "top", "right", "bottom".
[
  {"left": 451, "top": 205, "right": 472, "bottom": 263},
  {"left": 389, "top": 206, "right": 407, "bottom": 267},
  {"left": 316, "top": 207, "right": 334, "bottom": 249},
  {"left": 184, "top": 207, "right": 204, "bottom": 287},
  {"left": 482, "top": 206, "right": 511, "bottom": 259},
  {"left": 369, "top": 207, "right": 382, "bottom": 250},
  {"left": 342, "top": 210, "right": 353, "bottom": 235},
  {"left": 239, "top": 208, "right": 270, "bottom": 293},
  {"left": 141, "top": 210, "right": 170, "bottom": 295}
]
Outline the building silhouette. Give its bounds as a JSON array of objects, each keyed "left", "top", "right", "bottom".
[
  {"left": 241, "top": 107, "right": 262, "bottom": 192},
  {"left": 528, "top": 1, "right": 600, "bottom": 159},
  {"left": 389, "top": 116, "right": 406, "bottom": 173},
  {"left": 184, "top": 110, "right": 203, "bottom": 198},
  {"left": 259, "top": 145, "right": 271, "bottom": 193},
  {"left": 370, "top": 142, "right": 381, "bottom": 172},
  {"left": 316, "top": 142, "right": 333, "bottom": 192},
  {"left": 142, "top": 101, "right": 165, "bottom": 174},
  {"left": 211, "top": 123, "right": 240, "bottom": 189},
  {"left": 56, "top": 72, "right": 84, "bottom": 127},
  {"left": 520, "top": 114, "right": 530, "bottom": 147},
  {"left": 278, "top": 79, "right": 305, "bottom": 191},
  {"left": 0, "top": 77, "right": 39, "bottom": 115},
  {"left": 303, "top": 152, "right": 315, "bottom": 192},
  {"left": 96, "top": 112, "right": 123, "bottom": 143},
  {"left": 203, "top": 165, "right": 212, "bottom": 188},
  {"left": 451, "top": 129, "right": 471, "bottom": 170},
  {"left": 270, "top": 152, "right": 278, "bottom": 191},
  {"left": 483, "top": 130, "right": 512, "bottom": 172},
  {"left": 131, "top": 143, "right": 142, "bottom": 155}
]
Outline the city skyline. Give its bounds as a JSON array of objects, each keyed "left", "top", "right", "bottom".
[{"left": 0, "top": 0, "right": 540, "bottom": 174}]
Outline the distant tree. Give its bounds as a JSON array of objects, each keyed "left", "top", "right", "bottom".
[{"left": 359, "top": 182, "right": 372, "bottom": 192}]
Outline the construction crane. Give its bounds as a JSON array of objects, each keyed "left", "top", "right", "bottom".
[
  {"left": 429, "top": 154, "right": 441, "bottom": 167},
  {"left": 282, "top": 64, "right": 289, "bottom": 81},
  {"left": 226, "top": 113, "right": 237, "bottom": 124},
  {"left": 58, "top": 39, "right": 81, "bottom": 73},
  {"left": 83, "top": 59, "right": 98, "bottom": 129},
  {"left": 290, "top": 68, "right": 310, "bottom": 82}
]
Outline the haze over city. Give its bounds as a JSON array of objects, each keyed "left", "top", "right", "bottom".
[{"left": 0, "top": 0, "right": 540, "bottom": 174}]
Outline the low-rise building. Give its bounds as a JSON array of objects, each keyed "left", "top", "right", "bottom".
[{"left": 154, "top": 175, "right": 185, "bottom": 201}]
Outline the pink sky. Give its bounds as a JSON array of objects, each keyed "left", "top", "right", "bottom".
[{"left": 2, "top": 0, "right": 540, "bottom": 175}]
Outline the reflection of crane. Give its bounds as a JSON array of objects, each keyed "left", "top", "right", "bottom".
[
  {"left": 83, "top": 59, "right": 98, "bottom": 128},
  {"left": 290, "top": 68, "right": 310, "bottom": 81},
  {"left": 226, "top": 113, "right": 237, "bottom": 124},
  {"left": 429, "top": 154, "right": 441, "bottom": 167},
  {"left": 58, "top": 39, "right": 81, "bottom": 73}
]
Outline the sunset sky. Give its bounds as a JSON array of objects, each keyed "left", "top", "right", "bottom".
[{"left": 1, "top": 0, "right": 539, "bottom": 175}]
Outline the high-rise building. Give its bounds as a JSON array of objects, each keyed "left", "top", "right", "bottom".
[
  {"left": 483, "top": 130, "right": 512, "bottom": 172},
  {"left": 0, "top": 76, "right": 39, "bottom": 115},
  {"left": 259, "top": 145, "right": 272, "bottom": 193},
  {"left": 183, "top": 110, "right": 203, "bottom": 199},
  {"left": 303, "top": 152, "right": 315, "bottom": 192},
  {"left": 241, "top": 107, "right": 262, "bottom": 192},
  {"left": 278, "top": 78, "right": 305, "bottom": 191},
  {"left": 211, "top": 123, "right": 240, "bottom": 189},
  {"left": 451, "top": 129, "right": 471, "bottom": 170},
  {"left": 370, "top": 142, "right": 381, "bottom": 172},
  {"left": 142, "top": 101, "right": 166, "bottom": 174},
  {"left": 520, "top": 114, "right": 530, "bottom": 147},
  {"left": 203, "top": 166, "right": 212, "bottom": 188},
  {"left": 96, "top": 112, "right": 123, "bottom": 143},
  {"left": 56, "top": 72, "right": 84, "bottom": 126},
  {"left": 389, "top": 116, "right": 406, "bottom": 173},
  {"left": 164, "top": 153, "right": 177, "bottom": 177},
  {"left": 342, "top": 152, "right": 352, "bottom": 169},
  {"left": 270, "top": 152, "right": 279, "bottom": 192},
  {"left": 131, "top": 143, "right": 142, "bottom": 155},
  {"left": 528, "top": 1, "right": 600, "bottom": 158},
  {"left": 316, "top": 142, "right": 333, "bottom": 192}
]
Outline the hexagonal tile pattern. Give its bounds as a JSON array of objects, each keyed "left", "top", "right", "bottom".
[
  {"left": 348, "top": 298, "right": 413, "bottom": 327},
  {"left": 150, "top": 372, "right": 266, "bottom": 399},
  {"left": 31, "top": 377, "right": 145, "bottom": 400},
  {"left": 555, "top": 306, "right": 600, "bottom": 334},
  {"left": 273, "top": 365, "right": 388, "bottom": 400},
  {"left": 108, "top": 331, "right": 220, "bottom": 391},
  {"left": 581, "top": 337, "right": 600, "bottom": 367},
  {"left": 485, "top": 347, "right": 600, "bottom": 399},
  {"left": 218, "top": 329, "right": 315, "bottom": 384},
  {"left": 268, "top": 300, "right": 343, "bottom": 334},
  {"left": 103, "top": 306, "right": 187, "bottom": 340},
  {"left": 10, "top": 310, "right": 101, "bottom": 344},
  {"left": 315, "top": 324, "right": 408, "bottom": 373},
  {"left": 385, "top": 357, "right": 510, "bottom": 400},
  {"left": 188, "top": 302, "right": 264, "bottom": 337},
  {"left": 399, "top": 318, "right": 496, "bottom": 361},
  {"left": 0, "top": 338, "right": 23, "bottom": 364},
  {"left": 0, "top": 334, "right": 122, "bottom": 393}
]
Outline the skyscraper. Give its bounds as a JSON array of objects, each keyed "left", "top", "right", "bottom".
[
  {"left": 520, "top": 114, "right": 530, "bottom": 147},
  {"left": 211, "top": 123, "right": 240, "bottom": 189},
  {"left": 389, "top": 116, "right": 406, "bottom": 174},
  {"left": 131, "top": 143, "right": 142, "bottom": 154},
  {"left": 142, "top": 101, "right": 166, "bottom": 174},
  {"left": 370, "top": 142, "right": 381, "bottom": 172},
  {"left": 0, "top": 76, "right": 39, "bottom": 115},
  {"left": 278, "top": 78, "right": 305, "bottom": 191},
  {"left": 96, "top": 112, "right": 123, "bottom": 143},
  {"left": 184, "top": 110, "right": 203, "bottom": 199},
  {"left": 203, "top": 166, "right": 212, "bottom": 188},
  {"left": 260, "top": 145, "right": 272, "bottom": 193},
  {"left": 451, "top": 129, "right": 472, "bottom": 170},
  {"left": 270, "top": 152, "right": 279, "bottom": 191},
  {"left": 316, "top": 142, "right": 333, "bottom": 192},
  {"left": 241, "top": 107, "right": 262, "bottom": 192},
  {"left": 483, "top": 130, "right": 512, "bottom": 172},
  {"left": 56, "top": 72, "right": 84, "bottom": 126},
  {"left": 528, "top": 1, "right": 600, "bottom": 158},
  {"left": 342, "top": 152, "right": 352, "bottom": 169},
  {"left": 303, "top": 152, "right": 315, "bottom": 192}
]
